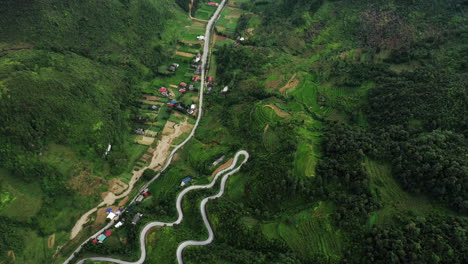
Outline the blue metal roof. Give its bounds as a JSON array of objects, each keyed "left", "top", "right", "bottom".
[
  {"left": 182, "top": 177, "right": 192, "bottom": 183},
  {"left": 97, "top": 234, "right": 107, "bottom": 242}
]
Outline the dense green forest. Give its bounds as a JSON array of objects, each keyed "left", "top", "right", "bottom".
[{"left": 0, "top": 0, "right": 181, "bottom": 262}]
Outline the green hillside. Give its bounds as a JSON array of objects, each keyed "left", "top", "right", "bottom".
[
  {"left": 0, "top": 0, "right": 467, "bottom": 263},
  {"left": 0, "top": 0, "right": 183, "bottom": 262}
]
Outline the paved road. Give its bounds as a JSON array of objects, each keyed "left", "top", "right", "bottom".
[
  {"left": 176, "top": 151, "right": 249, "bottom": 263},
  {"left": 64, "top": 1, "right": 227, "bottom": 263},
  {"left": 77, "top": 150, "right": 248, "bottom": 264}
]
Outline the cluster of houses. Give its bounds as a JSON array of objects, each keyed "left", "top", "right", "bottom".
[{"left": 91, "top": 208, "right": 144, "bottom": 244}]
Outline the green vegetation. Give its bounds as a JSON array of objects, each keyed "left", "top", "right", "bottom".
[{"left": 1, "top": 0, "right": 467, "bottom": 263}]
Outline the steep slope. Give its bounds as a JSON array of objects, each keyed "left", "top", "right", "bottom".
[{"left": 0, "top": 0, "right": 182, "bottom": 262}]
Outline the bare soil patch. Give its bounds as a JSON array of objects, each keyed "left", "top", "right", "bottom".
[
  {"left": 7, "top": 250, "right": 16, "bottom": 262},
  {"left": 279, "top": 73, "right": 300, "bottom": 93},
  {"left": 264, "top": 105, "right": 291, "bottom": 119},
  {"left": 143, "top": 95, "right": 160, "bottom": 101},
  {"left": 149, "top": 119, "right": 193, "bottom": 170},
  {"left": 48, "top": 233, "right": 55, "bottom": 248},
  {"left": 264, "top": 124, "right": 270, "bottom": 133},
  {"left": 136, "top": 136, "right": 155, "bottom": 146},
  {"left": 68, "top": 171, "right": 104, "bottom": 196},
  {"left": 140, "top": 153, "right": 153, "bottom": 163},
  {"left": 265, "top": 75, "right": 283, "bottom": 90},
  {"left": 118, "top": 196, "right": 129, "bottom": 207},
  {"left": 108, "top": 179, "right": 129, "bottom": 195},
  {"left": 179, "top": 39, "right": 203, "bottom": 45},
  {"left": 176, "top": 51, "right": 195, "bottom": 58},
  {"left": 215, "top": 34, "right": 228, "bottom": 41},
  {"left": 211, "top": 158, "right": 234, "bottom": 178}
]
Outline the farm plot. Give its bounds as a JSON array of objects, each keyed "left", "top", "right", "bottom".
[
  {"left": 215, "top": 7, "right": 244, "bottom": 37},
  {"left": 194, "top": 3, "right": 219, "bottom": 20},
  {"left": 252, "top": 103, "right": 281, "bottom": 130},
  {"left": 262, "top": 203, "right": 344, "bottom": 262}
]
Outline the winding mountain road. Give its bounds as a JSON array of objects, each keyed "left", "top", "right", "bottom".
[
  {"left": 64, "top": 1, "right": 228, "bottom": 263},
  {"left": 76, "top": 150, "right": 248, "bottom": 264}
]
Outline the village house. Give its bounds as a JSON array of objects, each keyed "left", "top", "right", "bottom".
[
  {"left": 134, "top": 128, "right": 145, "bottom": 135},
  {"left": 212, "top": 155, "right": 226, "bottom": 167},
  {"left": 168, "top": 63, "right": 179, "bottom": 72},
  {"left": 148, "top": 105, "right": 159, "bottom": 111},
  {"left": 187, "top": 104, "right": 197, "bottom": 115},
  {"left": 132, "top": 213, "right": 143, "bottom": 225},
  {"left": 180, "top": 176, "right": 192, "bottom": 187}
]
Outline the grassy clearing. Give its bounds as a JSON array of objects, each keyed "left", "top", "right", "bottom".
[
  {"left": 364, "top": 158, "right": 450, "bottom": 227},
  {"left": 0, "top": 169, "right": 43, "bottom": 221},
  {"left": 262, "top": 202, "right": 343, "bottom": 261}
]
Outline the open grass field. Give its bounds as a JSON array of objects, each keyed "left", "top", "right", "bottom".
[
  {"left": 262, "top": 202, "right": 343, "bottom": 262},
  {"left": 0, "top": 169, "right": 43, "bottom": 221},
  {"left": 364, "top": 158, "right": 454, "bottom": 228}
]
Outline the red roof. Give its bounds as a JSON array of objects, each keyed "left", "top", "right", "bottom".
[
  {"left": 158, "top": 87, "right": 167, "bottom": 92},
  {"left": 192, "top": 76, "right": 200, "bottom": 82},
  {"left": 104, "top": 230, "right": 112, "bottom": 236},
  {"left": 208, "top": 76, "right": 213, "bottom": 81},
  {"left": 92, "top": 238, "right": 98, "bottom": 243},
  {"left": 167, "top": 103, "right": 174, "bottom": 107},
  {"left": 143, "top": 192, "right": 150, "bottom": 196},
  {"left": 179, "top": 89, "right": 186, "bottom": 93},
  {"left": 180, "top": 82, "right": 187, "bottom": 87}
]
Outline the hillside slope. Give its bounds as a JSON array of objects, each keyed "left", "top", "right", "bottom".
[{"left": 0, "top": 0, "right": 182, "bottom": 262}]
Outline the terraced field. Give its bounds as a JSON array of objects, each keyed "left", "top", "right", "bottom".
[
  {"left": 252, "top": 103, "right": 281, "bottom": 130},
  {"left": 364, "top": 158, "right": 439, "bottom": 227},
  {"left": 262, "top": 203, "right": 343, "bottom": 262}
]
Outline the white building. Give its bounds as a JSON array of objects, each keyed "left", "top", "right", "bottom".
[{"left": 107, "top": 212, "right": 117, "bottom": 220}]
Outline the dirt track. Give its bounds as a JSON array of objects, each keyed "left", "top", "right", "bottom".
[
  {"left": 279, "top": 73, "right": 299, "bottom": 93},
  {"left": 211, "top": 158, "right": 234, "bottom": 178},
  {"left": 264, "top": 105, "right": 291, "bottom": 119}
]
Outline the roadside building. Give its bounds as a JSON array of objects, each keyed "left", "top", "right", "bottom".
[
  {"left": 197, "top": 36, "right": 205, "bottom": 40},
  {"left": 134, "top": 128, "right": 145, "bottom": 135},
  {"left": 107, "top": 212, "right": 118, "bottom": 220},
  {"left": 115, "top": 221, "right": 124, "bottom": 228},
  {"left": 104, "top": 230, "right": 112, "bottom": 237},
  {"left": 149, "top": 105, "right": 159, "bottom": 111},
  {"left": 97, "top": 234, "right": 107, "bottom": 243},
  {"left": 180, "top": 176, "right": 192, "bottom": 187},
  {"left": 212, "top": 155, "right": 226, "bottom": 167},
  {"left": 192, "top": 76, "right": 200, "bottom": 82},
  {"left": 187, "top": 104, "right": 197, "bottom": 115},
  {"left": 221, "top": 86, "right": 229, "bottom": 93},
  {"left": 132, "top": 213, "right": 143, "bottom": 225}
]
